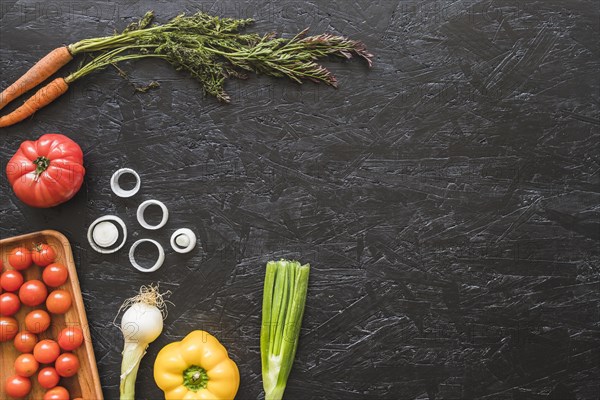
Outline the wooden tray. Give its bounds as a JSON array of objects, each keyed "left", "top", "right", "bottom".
[{"left": 0, "top": 230, "right": 103, "bottom": 400}]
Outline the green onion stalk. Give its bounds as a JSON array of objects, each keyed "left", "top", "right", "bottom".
[{"left": 261, "top": 260, "right": 310, "bottom": 400}]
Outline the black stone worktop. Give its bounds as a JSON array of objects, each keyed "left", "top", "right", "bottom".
[{"left": 1, "top": 1, "right": 598, "bottom": 399}]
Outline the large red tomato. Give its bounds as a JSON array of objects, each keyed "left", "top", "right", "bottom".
[{"left": 6, "top": 133, "right": 85, "bottom": 208}]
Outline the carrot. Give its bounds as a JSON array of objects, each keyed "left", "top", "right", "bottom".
[
  {"left": 0, "top": 78, "right": 69, "bottom": 128},
  {"left": 0, "top": 46, "right": 72, "bottom": 111},
  {"left": 0, "top": 46, "right": 140, "bottom": 128}
]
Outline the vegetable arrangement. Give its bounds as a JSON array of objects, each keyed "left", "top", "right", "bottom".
[
  {"left": 0, "top": 11, "right": 372, "bottom": 127},
  {"left": 1, "top": 9, "right": 347, "bottom": 400},
  {"left": 2, "top": 245, "right": 315, "bottom": 399},
  {"left": 126, "top": 259, "right": 310, "bottom": 400},
  {"left": 0, "top": 243, "right": 85, "bottom": 399}
]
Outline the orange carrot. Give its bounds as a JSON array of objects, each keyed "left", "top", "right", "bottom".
[
  {"left": 0, "top": 78, "right": 69, "bottom": 128},
  {"left": 0, "top": 47, "right": 72, "bottom": 111}
]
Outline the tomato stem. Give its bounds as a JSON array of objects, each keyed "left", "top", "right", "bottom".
[{"left": 33, "top": 156, "right": 50, "bottom": 180}]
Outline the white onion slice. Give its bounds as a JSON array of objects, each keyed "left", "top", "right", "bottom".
[
  {"left": 170, "top": 228, "right": 197, "bottom": 253},
  {"left": 129, "top": 239, "right": 165, "bottom": 273},
  {"left": 88, "top": 215, "right": 127, "bottom": 254},
  {"left": 137, "top": 200, "right": 169, "bottom": 230},
  {"left": 111, "top": 168, "right": 141, "bottom": 198}
]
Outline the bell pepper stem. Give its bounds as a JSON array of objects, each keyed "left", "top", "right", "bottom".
[
  {"left": 120, "top": 341, "right": 148, "bottom": 400},
  {"left": 183, "top": 365, "right": 209, "bottom": 391}
]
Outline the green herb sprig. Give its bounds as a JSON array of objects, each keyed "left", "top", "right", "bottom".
[{"left": 68, "top": 11, "right": 373, "bottom": 101}]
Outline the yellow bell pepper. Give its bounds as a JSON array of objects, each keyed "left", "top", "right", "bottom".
[{"left": 154, "top": 330, "right": 240, "bottom": 400}]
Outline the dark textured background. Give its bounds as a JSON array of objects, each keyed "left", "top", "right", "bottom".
[{"left": 1, "top": 0, "right": 599, "bottom": 399}]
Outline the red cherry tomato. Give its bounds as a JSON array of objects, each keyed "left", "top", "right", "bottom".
[
  {"left": 1, "top": 269, "right": 24, "bottom": 292},
  {"left": 14, "top": 331, "right": 38, "bottom": 353},
  {"left": 46, "top": 290, "right": 72, "bottom": 314},
  {"left": 8, "top": 247, "right": 32, "bottom": 270},
  {"left": 25, "top": 310, "right": 51, "bottom": 334},
  {"left": 55, "top": 353, "right": 80, "bottom": 377},
  {"left": 14, "top": 353, "right": 39, "bottom": 377},
  {"left": 5, "top": 375, "right": 31, "bottom": 398},
  {"left": 0, "top": 316, "right": 18, "bottom": 342},
  {"left": 43, "top": 385, "right": 70, "bottom": 400},
  {"left": 42, "top": 263, "right": 68, "bottom": 287},
  {"left": 58, "top": 326, "right": 84, "bottom": 351},
  {"left": 33, "top": 339, "right": 60, "bottom": 364},
  {"left": 0, "top": 292, "right": 21, "bottom": 316},
  {"left": 19, "top": 279, "right": 48, "bottom": 306},
  {"left": 37, "top": 367, "right": 60, "bottom": 389},
  {"left": 32, "top": 243, "right": 57, "bottom": 267}
]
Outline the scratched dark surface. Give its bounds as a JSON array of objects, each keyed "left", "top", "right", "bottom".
[{"left": 1, "top": 0, "right": 599, "bottom": 399}]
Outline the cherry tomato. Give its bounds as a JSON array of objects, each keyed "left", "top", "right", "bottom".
[
  {"left": 14, "top": 353, "right": 39, "bottom": 377},
  {"left": 25, "top": 309, "right": 51, "bottom": 334},
  {"left": 58, "top": 326, "right": 84, "bottom": 351},
  {"left": 8, "top": 247, "right": 32, "bottom": 270},
  {"left": 32, "top": 243, "right": 57, "bottom": 267},
  {"left": 43, "top": 386, "right": 70, "bottom": 400},
  {"left": 42, "top": 263, "right": 68, "bottom": 287},
  {"left": 33, "top": 339, "right": 60, "bottom": 364},
  {"left": 14, "top": 331, "right": 38, "bottom": 353},
  {"left": 0, "top": 316, "right": 18, "bottom": 342},
  {"left": 55, "top": 353, "right": 80, "bottom": 377},
  {"left": 0, "top": 292, "right": 21, "bottom": 316},
  {"left": 19, "top": 279, "right": 48, "bottom": 306},
  {"left": 46, "top": 290, "right": 72, "bottom": 314},
  {"left": 1, "top": 269, "right": 24, "bottom": 292},
  {"left": 37, "top": 367, "right": 60, "bottom": 389},
  {"left": 4, "top": 375, "right": 31, "bottom": 398}
]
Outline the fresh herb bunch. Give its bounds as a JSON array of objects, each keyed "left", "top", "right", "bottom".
[{"left": 69, "top": 11, "right": 373, "bottom": 101}]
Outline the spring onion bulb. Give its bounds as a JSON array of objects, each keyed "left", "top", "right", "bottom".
[
  {"left": 118, "top": 284, "right": 170, "bottom": 400},
  {"left": 261, "top": 260, "right": 310, "bottom": 400}
]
